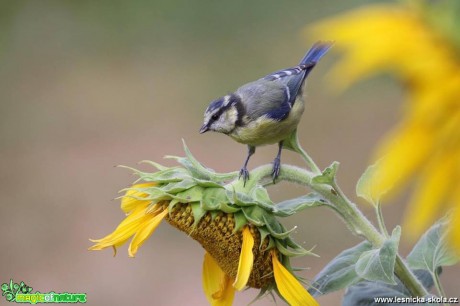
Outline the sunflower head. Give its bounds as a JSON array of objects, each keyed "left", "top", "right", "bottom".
[{"left": 90, "top": 143, "right": 322, "bottom": 305}]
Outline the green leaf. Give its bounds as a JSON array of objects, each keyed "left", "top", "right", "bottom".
[
  {"left": 210, "top": 210, "right": 218, "bottom": 221},
  {"left": 241, "top": 206, "right": 267, "bottom": 226},
  {"left": 168, "top": 199, "right": 180, "bottom": 214},
  {"left": 161, "top": 179, "right": 197, "bottom": 193},
  {"left": 263, "top": 215, "right": 295, "bottom": 239},
  {"left": 180, "top": 139, "right": 239, "bottom": 182},
  {"left": 342, "top": 269, "right": 437, "bottom": 306},
  {"left": 227, "top": 189, "right": 256, "bottom": 207},
  {"left": 356, "top": 226, "right": 401, "bottom": 285},
  {"left": 249, "top": 186, "right": 275, "bottom": 212},
  {"left": 192, "top": 177, "right": 224, "bottom": 188},
  {"left": 256, "top": 226, "right": 271, "bottom": 249},
  {"left": 274, "top": 193, "right": 325, "bottom": 217},
  {"left": 356, "top": 161, "right": 390, "bottom": 206},
  {"left": 201, "top": 188, "right": 228, "bottom": 210},
  {"left": 190, "top": 202, "right": 206, "bottom": 227},
  {"left": 263, "top": 214, "right": 283, "bottom": 235},
  {"left": 250, "top": 186, "right": 274, "bottom": 206},
  {"left": 309, "top": 241, "right": 373, "bottom": 296},
  {"left": 263, "top": 236, "right": 276, "bottom": 252},
  {"left": 312, "top": 161, "right": 339, "bottom": 184},
  {"left": 138, "top": 160, "right": 168, "bottom": 171},
  {"left": 130, "top": 187, "right": 171, "bottom": 202},
  {"left": 280, "top": 129, "right": 298, "bottom": 152},
  {"left": 140, "top": 167, "right": 191, "bottom": 183},
  {"left": 407, "top": 216, "right": 459, "bottom": 273},
  {"left": 174, "top": 186, "right": 205, "bottom": 203},
  {"left": 233, "top": 212, "right": 247, "bottom": 233},
  {"left": 218, "top": 201, "right": 240, "bottom": 213},
  {"left": 275, "top": 239, "right": 309, "bottom": 257},
  {"left": 182, "top": 140, "right": 213, "bottom": 180}
]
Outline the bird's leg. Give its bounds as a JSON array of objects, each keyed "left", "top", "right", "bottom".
[
  {"left": 239, "top": 145, "right": 255, "bottom": 186},
  {"left": 272, "top": 141, "right": 283, "bottom": 183}
]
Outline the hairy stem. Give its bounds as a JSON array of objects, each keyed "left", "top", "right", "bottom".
[
  {"left": 290, "top": 143, "right": 321, "bottom": 175},
  {"left": 246, "top": 164, "right": 429, "bottom": 297},
  {"left": 285, "top": 129, "right": 321, "bottom": 174}
]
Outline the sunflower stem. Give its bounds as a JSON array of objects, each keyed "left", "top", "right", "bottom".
[
  {"left": 284, "top": 129, "right": 321, "bottom": 174},
  {"left": 247, "top": 163, "right": 429, "bottom": 297}
]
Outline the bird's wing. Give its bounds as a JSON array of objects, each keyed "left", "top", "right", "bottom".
[
  {"left": 236, "top": 80, "right": 291, "bottom": 121},
  {"left": 262, "top": 64, "right": 312, "bottom": 107},
  {"left": 263, "top": 94, "right": 292, "bottom": 121}
]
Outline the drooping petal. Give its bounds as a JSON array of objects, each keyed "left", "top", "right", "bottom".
[
  {"left": 121, "top": 182, "right": 157, "bottom": 213},
  {"left": 202, "top": 252, "right": 235, "bottom": 306},
  {"left": 128, "top": 208, "right": 168, "bottom": 257},
  {"left": 272, "top": 250, "right": 318, "bottom": 306},
  {"left": 233, "top": 226, "right": 254, "bottom": 290},
  {"left": 89, "top": 201, "right": 151, "bottom": 252}
]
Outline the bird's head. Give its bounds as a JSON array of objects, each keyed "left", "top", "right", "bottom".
[{"left": 200, "top": 94, "right": 242, "bottom": 135}]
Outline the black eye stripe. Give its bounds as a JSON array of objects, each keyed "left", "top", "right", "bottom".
[
  {"left": 207, "top": 93, "right": 241, "bottom": 123},
  {"left": 210, "top": 109, "right": 225, "bottom": 121}
]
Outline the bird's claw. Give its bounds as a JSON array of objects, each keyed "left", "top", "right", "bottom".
[
  {"left": 239, "top": 167, "right": 250, "bottom": 187},
  {"left": 272, "top": 157, "right": 281, "bottom": 183}
]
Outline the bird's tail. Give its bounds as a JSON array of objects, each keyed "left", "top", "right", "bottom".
[
  {"left": 261, "top": 41, "right": 333, "bottom": 103},
  {"left": 300, "top": 41, "right": 333, "bottom": 66}
]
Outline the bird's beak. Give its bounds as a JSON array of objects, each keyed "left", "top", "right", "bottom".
[{"left": 199, "top": 124, "right": 209, "bottom": 134}]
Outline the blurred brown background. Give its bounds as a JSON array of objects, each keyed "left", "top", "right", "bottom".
[{"left": 0, "top": 1, "right": 458, "bottom": 305}]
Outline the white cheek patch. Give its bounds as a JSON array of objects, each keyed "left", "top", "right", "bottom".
[{"left": 226, "top": 107, "right": 238, "bottom": 124}]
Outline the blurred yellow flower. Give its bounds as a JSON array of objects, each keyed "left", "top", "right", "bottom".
[{"left": 309, "top": 1, "right": 460, "bottom": 248}]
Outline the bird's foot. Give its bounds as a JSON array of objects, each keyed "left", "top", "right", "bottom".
[
  {"left": 239, "top": 167, "right": 250, "bottom": 187},
  {"left": 272, "top": 157, "right": 281, "bottom": 183}
]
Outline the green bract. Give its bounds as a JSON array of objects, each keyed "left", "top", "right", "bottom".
[{"left": 120, "top": 141, "right": 324, "bottom": 259}]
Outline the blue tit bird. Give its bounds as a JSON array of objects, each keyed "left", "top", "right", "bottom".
[{"left": 200, "top": 41, "right": 332, "bottom": 185}]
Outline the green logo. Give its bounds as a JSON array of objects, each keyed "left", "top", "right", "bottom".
[{"left": 1, "top": 280, "right": 86, "bottom": 304}]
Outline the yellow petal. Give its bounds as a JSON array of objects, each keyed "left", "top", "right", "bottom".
[
  {"left": 89, "top": 201, "right": 151, "bottom": 251},
  {"left": 371, "top": 122, "right": 433, "bottom": 199},
  {"left": 233, "top": 226, "right": 254, "bottom": 290},
  {"left": 272, "top": 251, "right": 318, "bottom": 306},
  {"left": 202, "top": 253, "right": 235, "bottom": 306},
  {"left": 128, "top": 208, "right": 168, "bottom": 257},
  {"left": 403, "top": 151, "right": 456, "bottom": 236},
  {"left": 121, "top": 182, "right": 157, "bottom": 213},
  {"left": 307, "top": 5, "right": 418, "bottom": 89}
]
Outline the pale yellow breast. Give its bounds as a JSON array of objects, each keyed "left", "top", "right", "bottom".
[{"left": 230, "top": 99, "right": 305, "bottom": 146}]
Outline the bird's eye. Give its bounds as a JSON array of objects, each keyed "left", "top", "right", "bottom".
[{"left": 211, "top": 114, "right": 219, "bottom": 120}]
